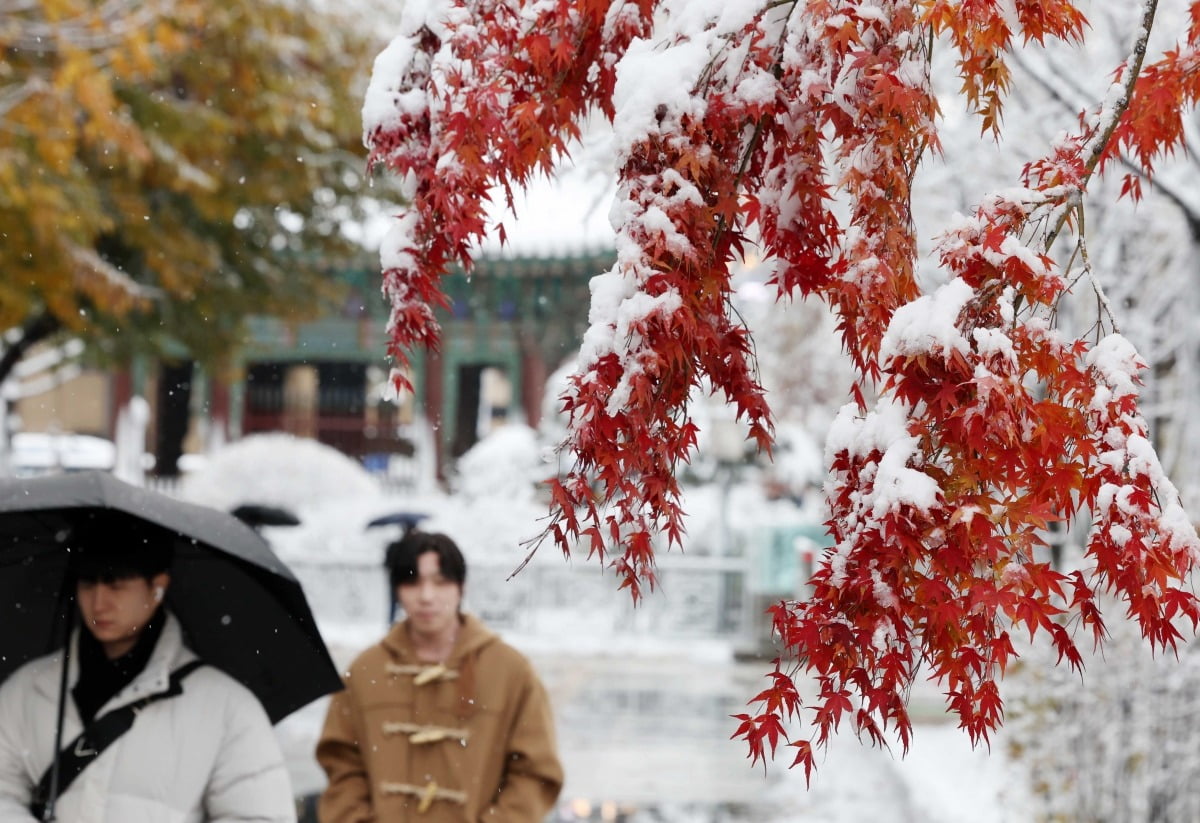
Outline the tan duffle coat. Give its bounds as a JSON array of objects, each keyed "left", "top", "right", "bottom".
[{"left": 316, "top": 615, "right": 563, "bottom": 823}]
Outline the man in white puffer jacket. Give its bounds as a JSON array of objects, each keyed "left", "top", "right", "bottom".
[{"left": 0, "top": 541, "right": 297, "bottom": 823}]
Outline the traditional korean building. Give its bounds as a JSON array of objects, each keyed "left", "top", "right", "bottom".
[
  {"left": 12, "top": 157, "right": 616, "bottom": 478},
  {"left": 222, "top": 249, "right": 611, "bottom": 467}
]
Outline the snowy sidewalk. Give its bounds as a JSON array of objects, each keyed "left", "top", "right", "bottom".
[
  {"left": 534, "top": 650, "right": 1022, "bottom": 821},
  {"left": 275, "top": 635, "right": 1027, "bottom": 822}
]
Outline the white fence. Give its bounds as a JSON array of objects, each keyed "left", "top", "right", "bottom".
[
  {"left": 133, "top": 468, "right": 798, "bottom": 649},
  {"left": 288, "top": 553, "right": 752, "bottom": 642}
]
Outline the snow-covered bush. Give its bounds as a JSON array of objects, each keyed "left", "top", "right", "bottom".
[
  {"left": 180, "top": 432, "right": 382, "bottom": 513},
  {"left": 452, "top": 422, "right": 550, "bottom": 502}
]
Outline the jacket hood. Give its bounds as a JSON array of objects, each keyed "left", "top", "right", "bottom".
[{"left": 381, "top": 613, "right": 498, "bottom": 664}]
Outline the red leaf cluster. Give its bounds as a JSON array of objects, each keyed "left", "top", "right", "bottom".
[{"left": 365, "top": 0, "right": 654, "bottom": 392}]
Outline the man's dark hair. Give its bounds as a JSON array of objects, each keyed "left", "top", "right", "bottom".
[
  {"left": 384, "top": 530, "right": 466, "bottom": 590},
  {"left": 66, "top": 513, "right": 174, "bottom": 583}
]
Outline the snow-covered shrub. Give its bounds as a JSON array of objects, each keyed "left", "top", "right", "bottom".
[
  {"left": 180, "top": 432, "right": 381, "bottom": 512},
  {"left": 452, "top": 423, "right": 550, "bottom": 502}
]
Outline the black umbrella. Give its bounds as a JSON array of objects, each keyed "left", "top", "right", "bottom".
[
  {"left": 230, "top": 503, "right": 302, "bottom": 530},
  {"left": 365, "top": 510, "right": 428, "bottom": 532},
  {"left": 0, "top": 471, "right": 342, "bottom": 724}
]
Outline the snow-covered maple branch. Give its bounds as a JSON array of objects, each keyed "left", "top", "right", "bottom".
[{"left": 367, "top": 0, "right": 1200, "bottom": 782}]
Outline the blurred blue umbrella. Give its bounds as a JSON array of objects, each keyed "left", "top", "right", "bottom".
[{"left": 365, "top": 511, "right": 428, "bottom": 532}]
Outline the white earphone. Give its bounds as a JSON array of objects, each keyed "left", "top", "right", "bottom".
[{"left": 154, "top": 586, "right": 164, "bottom": 602}]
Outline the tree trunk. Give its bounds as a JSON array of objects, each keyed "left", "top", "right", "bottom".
[
  {"left": 0, "top": 313, "right": 61, "bottom": 386},
  {"left": 0, "top": 313, "right": 62, "bottom": 475}
]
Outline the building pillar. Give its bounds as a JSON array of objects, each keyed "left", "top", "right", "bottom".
[
  {"left": 423, "top": 347, "right": 445, "bottom": 478},
  {"left": 519, "top": 333, "right": 546, "bottom": 429},
  {"left": 110, "top": 369, "right": 133, "bottom": 441},
  {"left": 209, "top": 375, "right": 231, "bottom": 446}
]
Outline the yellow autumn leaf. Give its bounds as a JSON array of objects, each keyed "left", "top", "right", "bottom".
[
  {"left": 40, "top": 0, "right": 82, "bottom": 24},
  {"left": 33, "top": 132, "right": 75, "bottom": 175},
  {"left": 154, "top": 20, "right": 193, "bottom": 57},
  {"left": 75, "top": 71, "right": 115, "bottom": 118},
  {"left": 53, "top": 49, "right": 91, "bottom": 91},
  {"left": 0, "top": 161, "right": 26, "bottom": 208}
]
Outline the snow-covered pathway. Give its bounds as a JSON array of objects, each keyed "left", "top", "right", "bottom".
[{"left": 276, "top": 638, "right": 1027, "bottom": 822}]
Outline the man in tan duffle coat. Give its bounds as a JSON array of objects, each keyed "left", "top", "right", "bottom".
[{"left": 316, "top": 531, "right": 563, "bottom": 822}]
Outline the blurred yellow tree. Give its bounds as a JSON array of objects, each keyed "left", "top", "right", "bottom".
[{"left": 0, "top": 0, "right": 384, "bottom": 380}]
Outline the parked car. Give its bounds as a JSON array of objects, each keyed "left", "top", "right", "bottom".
[{"left": 8, "top": 432, "right": 116, "bottom": 475}]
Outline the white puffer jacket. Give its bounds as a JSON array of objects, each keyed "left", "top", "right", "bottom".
[{"left": 0, "top": 613, "right": 296, "bottom": 823}]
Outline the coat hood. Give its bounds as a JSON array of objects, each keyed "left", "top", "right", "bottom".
[
  {"left": 379, "top": 613, "right": 499, "bottom": 723},
  {"left": 380, "top": 612, "right": 498, "bottom": 664}
]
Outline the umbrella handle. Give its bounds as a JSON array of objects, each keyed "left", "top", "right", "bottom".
[{"left": 41, "top": 599, "right": 74, "bottom": 822}]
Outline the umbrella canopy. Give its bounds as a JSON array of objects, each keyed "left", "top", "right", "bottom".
[
  {"left": 230, "top": 503, "right": 302, "bottom": 530},
  {"left": 0, "top": 471, "right": 342, "bottom": 723},
  {"left": 365, "top": 511, "right": 428, "bottom": 532}
]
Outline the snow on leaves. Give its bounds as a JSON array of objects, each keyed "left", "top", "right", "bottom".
[
  {"left": 367, "top": 0, "right": 1200, "bottom": 780},
  {"left": 364, "top": 0, "right": 655, "bottom": 395}
]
